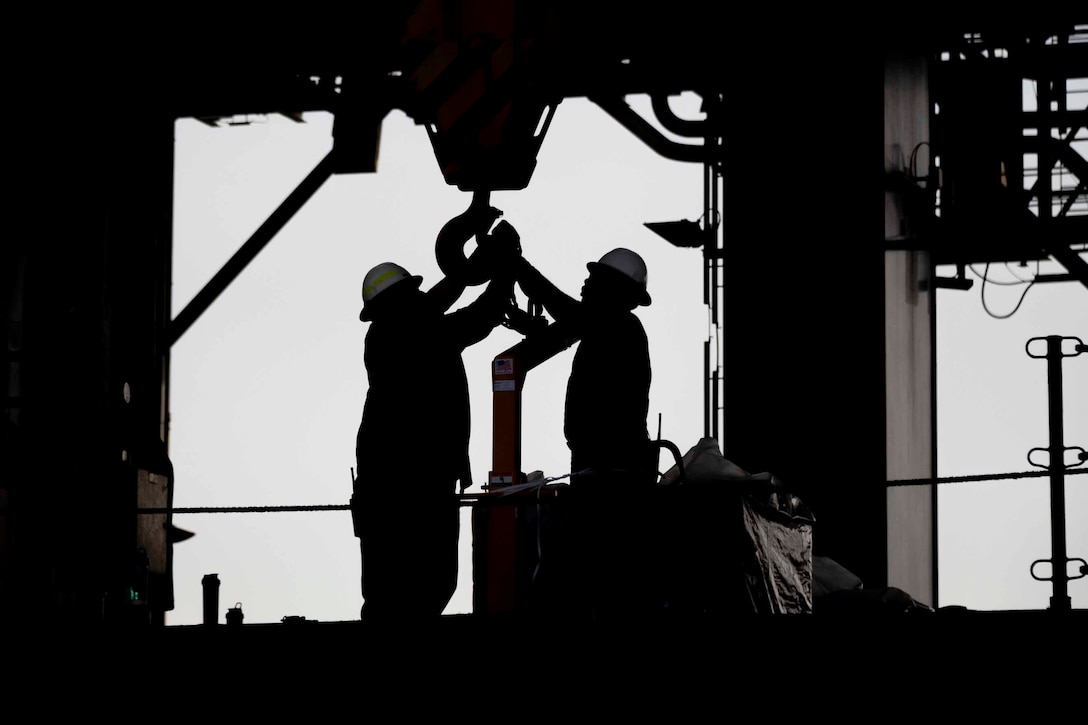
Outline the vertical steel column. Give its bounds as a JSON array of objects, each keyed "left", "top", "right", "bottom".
[
  {"left": 702, "top": 94, "right": 724, "bottom": 447},
  {"left": 1027, "top": 334, "right": 1088, "bottom": 612},
  {"left": 1037, "top": 64, "right": 1054, "bottom": 226},
  {"left": 703, "top": 145, "right": 714, "bottom": 440},
  {"left": 704, "top": 338, "right": 710, "bottom": 439},
  {"left": 1044, "top": 335, "right": 1069, "bottom": 611}
]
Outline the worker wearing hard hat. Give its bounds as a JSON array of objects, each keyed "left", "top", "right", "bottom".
[
  {"left": 511, "top": 244, "right": 657, "bottom": 619},
  {"left": 513, "top": 246, "right": 655, "bottom": 483},
  {"left": 352, "top": 215, "right": 520, "bottom": 622}
]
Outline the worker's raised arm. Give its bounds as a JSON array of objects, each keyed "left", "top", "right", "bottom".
[
  {"left": 445, "top": 273, "right": 514, "bottom": 349},
  {"left": 514, "top": 256, "right": 580, "bottom": 322},
  {"left": 424, "top": 274, "right": 468, "bottom": 313}
]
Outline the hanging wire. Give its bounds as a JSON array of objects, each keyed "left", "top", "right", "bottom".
[
  {"left": 969, "top": 260, "right": 1037, "bottom": 286},
  {"left": 1001, "top": 259, "right": 1042, "bottom": 284},
  {"left": 974, "top": 261, "right": 1038, "bottom": 319},
  {"left": 908, "top": 141, "right": 931, "bottom": 184}
]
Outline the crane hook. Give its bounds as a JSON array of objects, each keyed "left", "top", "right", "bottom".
[{"left": 435, "top": 189, "right": 501, "bottom": 286}]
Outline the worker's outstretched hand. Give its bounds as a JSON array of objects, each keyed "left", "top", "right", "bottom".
[
  {"left": 481, "top": 219, "right": 522, "bottom": 276},
  {"left": 490, "top": 220, "right": 521, "bottom": 255}
]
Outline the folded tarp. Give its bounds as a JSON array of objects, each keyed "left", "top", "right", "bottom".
[{"left": 657, "top": 437, "right": 815, "bottom": 614}]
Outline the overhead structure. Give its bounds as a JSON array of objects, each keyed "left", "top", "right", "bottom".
[{"left": 910, "top": 23, "right": 1088, "bottom": 288}]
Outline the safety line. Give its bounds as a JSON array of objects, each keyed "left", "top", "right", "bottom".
[
  {"left": 148, "top": 467, "right": 1087, "bottom": 513},
  {"left": 886, "top": 468, "right": 1087, "bottom": 487},
  {"left": 2, "top": 469, "right": 1083, "bottom": 517}
]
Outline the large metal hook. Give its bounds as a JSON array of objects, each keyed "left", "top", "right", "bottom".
[{"left": 435, "top": 190, "right": 501, "bottom": 286}]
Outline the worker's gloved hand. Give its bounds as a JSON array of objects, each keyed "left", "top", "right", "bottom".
[
  {"left": 484, "top": 220, "right": 522, "bottom": 272},
  {"left": 503, "top": 301, "right": 549, "bottom": 335},
  {"left": 490, "top": 220, "right": 521, "bottom": 255}
]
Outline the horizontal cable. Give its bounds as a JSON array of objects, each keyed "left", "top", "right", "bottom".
[
  {"left": 143, "top": 468, "right": 1087, "bottom": 514},
  {"left": 141, "top": 472, "right": 582, "bottom": 514},
  {"left": 887, "top": 468, "right": 1087, "bottom": 487},
  {"left": 2, "top": 469, "right": 1083, "bottom": 518},
  {"left": 145, "top": 504, "right": 349, "bottom": 514}
]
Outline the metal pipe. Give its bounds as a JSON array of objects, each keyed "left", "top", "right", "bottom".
[
  {"left": 588, "top": 94, "right": 718, "bottom": 164},
  {"left": 704, "top": 338, "right": 710, "bottom": 439},
  {"left": 650, "top": 93, "right": 708, "bottom": 138},
  {"left": 711, "top": 367, "right": 719, "bottom": 443}
]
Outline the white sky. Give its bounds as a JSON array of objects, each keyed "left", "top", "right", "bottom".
[{"left": 166, "top": 94, "right": 1086, "bottom": 625}]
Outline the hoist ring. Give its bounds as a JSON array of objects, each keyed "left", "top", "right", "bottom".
[{"left": 435, "top": 190, "right": 500, "bottom": 286}]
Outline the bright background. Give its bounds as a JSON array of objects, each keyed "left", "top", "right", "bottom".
[{"left": 167, "top": 94, "right": 1087, "bottom": 624}]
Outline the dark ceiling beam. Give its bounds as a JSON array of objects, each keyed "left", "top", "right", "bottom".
[{"left": 1044, "top": 242, "right": 1088, "bottom": 290}]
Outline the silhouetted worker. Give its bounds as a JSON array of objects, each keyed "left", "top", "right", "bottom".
[
  {"left": 353, "top": 217, "right": 520, "bottom": 622},
  {"left": 514, "top": 247, "right": 655, "bottom": 482},
  {"left": 512, "top": 246, "right": 657, "bottom": 618}
]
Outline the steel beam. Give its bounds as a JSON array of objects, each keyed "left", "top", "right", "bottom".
[{"left": 168, "top": 150, "right": 336, "bottom": 346}]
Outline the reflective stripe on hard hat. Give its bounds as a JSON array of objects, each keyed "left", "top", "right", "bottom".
[
  {"left": 359, "top": 262, "right": 423, "bottom": 321},
  {"left": 361, "top": 262, "right": 418, "bottom": 303},
  {"left": 362, "top": 267, "right": 404, "bottom": 300}
]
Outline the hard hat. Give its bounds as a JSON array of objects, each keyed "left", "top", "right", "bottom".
[
  {"left": 587, "top": 248, "right": 651, "bottom": 306},
  {"left": 358, "top": 262, "right": 422, "bottom": 321}
]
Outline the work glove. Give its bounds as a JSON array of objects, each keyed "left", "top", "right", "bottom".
[
  {"left": 485, "top": 220, "right": 522, "bottom": 262},
  {"left": 478, "top": 220, "right": 522, "bottom": 282},
  {"left": 490, "top": 219, "right": 521, "bottom": 252}
]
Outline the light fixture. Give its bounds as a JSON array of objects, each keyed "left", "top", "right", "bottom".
[{"left": 644, "top": 219, "right": 706, "bottom": 248}]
